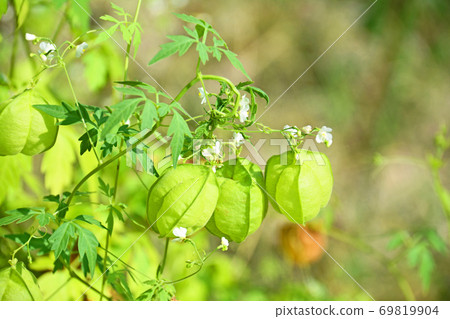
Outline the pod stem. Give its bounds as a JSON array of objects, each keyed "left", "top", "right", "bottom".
[{"left": 157, "top": 238, "right": 170, "bottom": 279}]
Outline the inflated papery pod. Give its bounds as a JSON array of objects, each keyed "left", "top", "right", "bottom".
[
  {"left": 265, "top": 150, "right": 333, "bottom": 224},
  {"left": 206, "top": 158, "right": 268, "bottom": 243},
  {"left": 147, "top": 165, "right": 219, "bottom": 237},
  {"left": 0, "top": 90, "right": 58, "bottom": 156},
  {"left": 0, "top": 263, "right": 43, "bottom": 301}
]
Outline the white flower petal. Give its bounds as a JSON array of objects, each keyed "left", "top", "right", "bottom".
[
  {"left": 198, "top": 87, "right": 208, "bottom": 104},
  {"left": 76, "top": 42, "right": 88, "bottom": 58},
  {"left": 233, "top": 132, "right": 244, "bottom": 146},
  {"left": 173, "top": 227, "right": 187, "bottom": 239},
  {"left": 221, "top": 237, "right": 229, "bottom": 247},
  {"left": 25, "top": 33, "right": 36, "bottom": 41},
  {"left": 316, "top": 126, "right": 333, "bottom": 146},
  {"left": 302, "top": 125, "right": 312, "bottom": 134}
]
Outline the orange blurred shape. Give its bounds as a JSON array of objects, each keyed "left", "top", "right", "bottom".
[{"left": 279, "top": 221, "right": 327, "bottom": 267}]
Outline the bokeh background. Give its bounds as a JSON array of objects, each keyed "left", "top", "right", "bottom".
[{"left": 1, "top": 0, "right": 449, "bottom": 300}]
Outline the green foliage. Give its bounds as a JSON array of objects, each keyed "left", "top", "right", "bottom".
[
  {"left": 75, "top": 224, "right": 99, "bottom": 277},
  {"left": 149, "top": 13, "right": 251, "bottom": 80},
  {"left": 387, "top": 229, "right": 447, "bottom": 292},
  {"left": 98, "top": 2, "right": 142, "bottom": 57},
  {"left": 101, "top": 98, "right": 142, "bottom": 139},
  {"left": 0, "top": 207, "right": 54, "bottom": 227},
  {"left": 137, "top": 280, "right": 175, "bottom": 301},
  {"left": 0, "top": 1, "right": 339, "bottom": 302},
  {"left": 167, "top": 110, "right": 192, "bottom": 167},
  {"left": 0, "top": 1, "right": 9, "bottom": 21}
]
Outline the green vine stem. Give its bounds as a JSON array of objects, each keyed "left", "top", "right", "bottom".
[
  {"left": 65, "top": 123, "right": 159, "bottom": 207},
  {"left": 156, "top": 238, "right": 170, "bottom": 279},
  {"left": 8, "top": 0, "right": 20, "bottom": 82},
  {"left": 165, "top": 243, "right": 218, "bottom": 286},
  {"left": 61, "top": 63, "right": 101, "bottom": 164},
  {"left": 172, "top": 74, "right": 241, "bottom": 119},
  {"left": 123, "top": 0, "right": 142, "bottom": 83}
]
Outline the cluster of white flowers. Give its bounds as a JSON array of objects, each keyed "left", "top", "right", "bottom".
[
  {"left": 283, "top": 125, "right": 299, "bottom": 137},
  {"left": 233, "top": 132, "right": 245, "bottom": 147},
  {"left": 25, "top": 33, "right": 88, "bottom": 61},
  {"left": 202, "top": 140, "right": 222, "bottom": 161},
  {"left": 282, "top": 124, "right": 333, "bottom": 147},
  {"left": 239, "top": 95, "right": 250, "bottom": 122}
]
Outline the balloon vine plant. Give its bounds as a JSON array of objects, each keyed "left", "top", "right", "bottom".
[{"left": 0, "top": 2, "right": 333, "bottom": 301}]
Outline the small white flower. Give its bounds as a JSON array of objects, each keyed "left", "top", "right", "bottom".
[
  {"left": 238, "top": 95, "right": 250, "bottom": 123},
  {"left": 38, "top": 41, "right": 56, "bottom": 62},
  {"left": 283, "top": 125, "right": 298, "bottom": 137},
  {"left": 316, "top": 126, "right": 333, "bottom": 147},
  {"left": 212, "top": 166, "right": 217, "bottom": 173},
  {"left": 233, "top": 132, "right": 245, "bottom": 147},
  {"left": 173, "top": 227, "right": 187, "bottom": 240},
  {"left": 202, "top": 141, "right": 222, "bottom": 161},
  {"left": 76, "top": 42, "right": 88, "bottom": 58},
  {"left": 25, "top": 33, "right": 36, "bottom": 41},
  {"left": 39, "top": 41, "right": 56, "bottom": 54},
  {"left": 221, "top": 237, "right": 229, "bottom": 247},
  {"left": 198, "top": 87, "right": 208, "bottom": 104},
  {"left": 302, "top": 125, "right": 312, "bottom": 134}
]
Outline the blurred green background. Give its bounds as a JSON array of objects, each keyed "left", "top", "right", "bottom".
[{"left": 0, "top": 0, "right": 449, "bottom": 300}]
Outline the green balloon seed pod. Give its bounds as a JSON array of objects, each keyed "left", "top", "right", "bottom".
[
  {"left": 0, "top": 90, "right": 58, "bottom": 156},
  {"left": 147, "top": 164, "right": 220, "bottom": 237},
  {"left": 0, "top": 262, "right": 43, "bottom": 301},
  {"left": 265, "top": 150, "right": 333, "bottom": 224},
  {"left": 206, "top": 158, "right": 268, "bottom": 243}
]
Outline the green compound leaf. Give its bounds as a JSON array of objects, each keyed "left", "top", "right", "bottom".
[
  {"left": 418, "top": 249, "right": 434, "bottom": 292},
  {"left": 149, "top": 35, "right": 195, "bottom": 65},
  {"left": 221, "top": 49, "right": 252, "bottom": 81},
  {"left": 101, "top": 98, "right": 143, "bottom": 139},
  {"left": 141, "top": 100, "right": 158, "bottom": 130},
  {"left": 114, "top": 86, "right": 146, "bottom": 98},
  {"left": 173, "top": 13, "right": 207, "bottom": 27},
  {"left": 183, "top": 26, "right": 198, "bottom": 39},
  {"left": 32, "top": 104, "right": 69, "bottom": 119},
  {"left": 247, "top": 86, "right": 270, "bottom": 104},
  {"left": 74, "top": 215, "right": 107, "bottom": 230},
  {"left": 196, "top": 42, "right": 210, "bottom": 65},
  {"left": 167, "top": 110, "right": 192, "bottom": 168},
  {"left": 0, "top": 207, "right": 48, "bottom": 226},
  {"left": 49, "top": 222, "right": 76, "bottom": 259},
  {"left": 75, "top": 225, "right": 99, "bottom": 277}
]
